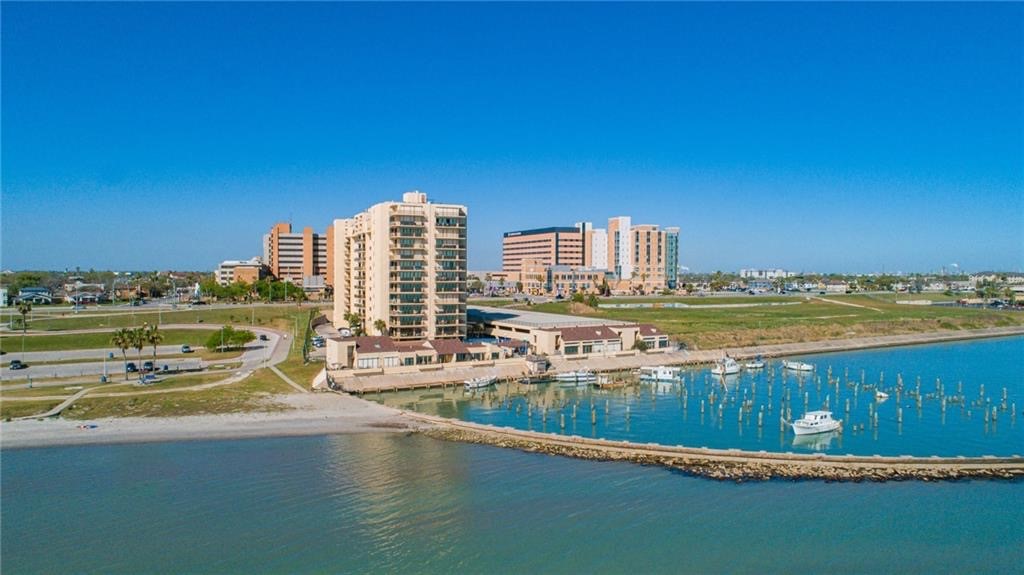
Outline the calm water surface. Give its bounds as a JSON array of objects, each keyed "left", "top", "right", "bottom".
[
  {"left": 3, "top": 433, "right": 1022, "bottom": 574},
  {"left": 378, "top": 337, "right": 1024, "bottom": 457}
]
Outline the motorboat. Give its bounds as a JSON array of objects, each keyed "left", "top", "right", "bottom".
[
  {"left": 638, "top": 365, "right": 682, "bottom": 382},
  {"left": 555, "top": 370, "right": 596, "bottom": 385},
  {"left": 782, "top": 360, "right": 814, "bottom": 372},
  {"left": 875, "top": 390, "right": 889, "bottom": 401},
  {"left": 789, "top": 411, "right": 842, "bottom": 435},
  {"left": 464, "top": 375, "right": 497, "bottom": 390},
  {"left": 710, "top": 356, "right": 740, "bottom": 376},
  {"left": 744, "top": 355, "right": 766, "bottom": 369}
]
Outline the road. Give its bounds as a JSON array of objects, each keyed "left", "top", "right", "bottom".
[
  {"left": 1, "top": 325, "right": 286, "bottom": 382},
  {"left": 2, "top": 344, "right": 195, "bottom": 363}
]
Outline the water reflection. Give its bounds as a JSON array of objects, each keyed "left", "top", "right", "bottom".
[{"left": 791, "top": 431, "right": 841, "bottom": 452}]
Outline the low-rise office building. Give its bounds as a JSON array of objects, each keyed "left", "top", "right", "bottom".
[{"left": 215, "top": 258, "right": 267, "bottom": 286}]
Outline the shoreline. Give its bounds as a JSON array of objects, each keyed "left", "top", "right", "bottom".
[
  {"left": 3, "top": 330, "right": 1021, "bottom": 465},
  {"left": 0, "top": 393, "right": 430, "bottom": 450}
]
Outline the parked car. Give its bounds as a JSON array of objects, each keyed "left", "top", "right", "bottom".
[
  {"left": 126, "top": 362, "right": 138, "bottom": 373},
  {"left": 142, "top": 361, "right": 155, "bottom": 373},
  {"left": 181, "top": 345, "right": 193, "bottom": 353},
  {"left": 259, "top": 334, "right": 269, "bottom": 341},
  {"left": 9, "top": 359, "right": 27, "bottom": 370}
]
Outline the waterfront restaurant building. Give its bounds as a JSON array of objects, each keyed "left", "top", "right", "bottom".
[{"left": 331, "top": 191, "right": 468, "bottom": 342}]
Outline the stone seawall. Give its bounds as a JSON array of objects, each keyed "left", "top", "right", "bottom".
[{"left": 406, "top": 413, "right": 1024, "bottom": 482}]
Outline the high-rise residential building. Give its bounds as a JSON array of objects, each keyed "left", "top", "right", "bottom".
[
  {"left": 665, "top": 227, "right": 680, "bottom": 289},
  {"left": 263, "top": 223, "right": 332, "bottom": 285},
  {"left": 630, "top": 224, "right": 667, "bottom": 292},
  {"left": 607, "top": 216, "right": 633, "bottom": 280},
  {"left": 501, "top": 227, "right": 584, "bottom": 273},
  {"left": 332, "top": 191, "right": 468, "bottom": 341}
]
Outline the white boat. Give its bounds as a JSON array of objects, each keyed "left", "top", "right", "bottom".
[
  {"left": 744, "top": 356, "right": 766, "bottom": 369},
  {"left": 782, "top": 360, "right": 814, "bottom": 372},
  {"left": 875, "top": 390, "right": 889, "bottom": 401},
  {"left": 555, "top": 370, "right": 596, "bottom": 385},
  {"left": 710, "top": 357, "right": 740, "bottom": 376},
  {"left": 464, "top": 375, "right": 496, "bottom": 390},
  {"left": 789, "top": 411, "right": 842, "bottom": 435},
  {"left": 638, "top": 365, "right": 682, "bottom": 382}
]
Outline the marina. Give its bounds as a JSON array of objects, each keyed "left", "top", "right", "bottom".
[{"left": 376, "top": 336, "right": 1024, "bottom": 458}]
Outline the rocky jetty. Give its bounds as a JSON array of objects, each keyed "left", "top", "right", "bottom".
[{"left": 420, "top": 425, "right": 1024, "bottom": 483}]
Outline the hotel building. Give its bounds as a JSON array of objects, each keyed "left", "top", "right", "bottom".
[
  {"left": 332, "top": 191, "right": 468, "bottom": 341},
  {"left": 263, "top": 223, "right": 332, "bottom": 286},
  {"left": 501, "top": 227, "right": 585, "bottom": 273}
]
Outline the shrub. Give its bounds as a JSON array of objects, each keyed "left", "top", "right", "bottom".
[{"left": 205, "top": 326, "right": 256, "bottom": 351}]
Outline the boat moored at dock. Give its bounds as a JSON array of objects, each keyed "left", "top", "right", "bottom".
[
  {"left": 638, "top": 365, "right": 682, "bottom": 382},
  {"left": 744, "top": 356, "right": 766, "bottom": 369},
  {"left": 711, "top": 356, "right": 740, "bottom": 376},
  {"left": 783, "top": 360, "right": 814, "bottom": 372},
  {"left": 464, "top": 375, "right": 497, "bottom": 390},
  {"left": 789, "top": 411, "right": 842, "bottom": 435},
  {"left": 555, "top": 370, "right": 597, "bottom": 386}
]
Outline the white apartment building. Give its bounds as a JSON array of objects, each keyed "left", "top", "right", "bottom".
[{"left": 332, "top": 191, "right": 468, "bottom": 341}]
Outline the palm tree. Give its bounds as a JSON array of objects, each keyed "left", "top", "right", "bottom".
[
  {"left": 16, "top": 301, "right": 31, "bottom": 357},
  {"left": 373, "top": 319, "right": 387, "bottom": 336},
  {"left": 145, "top": 323, "right": 164, "bottom": 365},
  {"left": 111, "top": 328, "right": 132, "bottom": 380},
  {"left": 131, "top": 326, "right": 146, "bottom": 380}
]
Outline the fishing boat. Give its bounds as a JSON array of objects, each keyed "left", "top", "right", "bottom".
[
  {"left": 789, "top": 410, "right": 842, "bottom": 435},
  {"left": 875, "top": 390, "right": 890, "bottom": 401},
  {"left": 782, "top": 360, "right": 814, "bottom": 372},
  {"left": 555, "top": 370, "right": 596, "bottom": 385},
  {"left": 464, "top": 375, "right": 497, "bottom": 390},
  {"left": 638, "top": 365, "right": 682, "bottom": 382},
  {"left": 710, "top": 356, "right": 740, "bottom": 376},
  {"left": 744, "top": 355, "right": 766, "bottom": 369}
]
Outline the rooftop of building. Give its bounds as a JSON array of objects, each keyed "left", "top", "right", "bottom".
[
  {"left": 503, "top": 227, "right": 580, "bottom": 238},
  {"left": 468, "top": 305, "right": 630, "bottom": 329}
]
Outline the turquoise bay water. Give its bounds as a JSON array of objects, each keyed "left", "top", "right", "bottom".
[
  {"left": 379, "top": 337, "right": 1024, "bottom": 457},
  {"left": 3, "top": 433, "right": 1022, "bottom": 574}
]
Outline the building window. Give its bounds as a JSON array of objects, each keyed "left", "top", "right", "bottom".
[
  {"left": 582, "top": 344, "right": 593, "bottom": 354},
  {"left": 564, "top": 345, "right": 579, "bottom": 355}
]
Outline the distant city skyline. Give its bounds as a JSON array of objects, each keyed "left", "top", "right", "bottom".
[{"left": 2, "top": 3, "right": 1021, "bottom": 273}]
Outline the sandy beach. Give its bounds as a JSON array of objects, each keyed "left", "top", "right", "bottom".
[{"left": 0, "top": 393, "right": 428, "bottom": 450}]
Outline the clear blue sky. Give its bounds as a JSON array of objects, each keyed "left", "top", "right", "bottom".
[{"left": 2, "top": 2, "right": 1021, "bottom": 274}]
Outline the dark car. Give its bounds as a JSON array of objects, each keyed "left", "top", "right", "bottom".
[
  {"left": 126, "top": 362, "right": 138, "bottom": 373},
  {"left": 9, "top": 359, "right": 27, "bottom": 370},
  {"left": 142, "top": 361, "right": 155, "bottom": 373},
  {"left": 259, "top": 334, "right": 269, "bottom": 341}
]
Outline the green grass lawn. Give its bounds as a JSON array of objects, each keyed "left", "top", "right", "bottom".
[
  {"left": 526, "top": 296, "right": 1022, "bottom": 349},
  {"left": 1, "top": 400, "right": 63, "bottom": 420},
  {"left": 0, "top": 329, "right": 216, "bottom": 353},
  {"left": 7, "top": 304, "right": 328, "bottom": 332},
  {"left": 65, "top": 369, "right": 296, "bottom": 419}
]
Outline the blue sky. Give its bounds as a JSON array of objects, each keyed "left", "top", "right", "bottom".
[{"left": 2, "top": 2, "right": 1021, "bottom": 274}]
